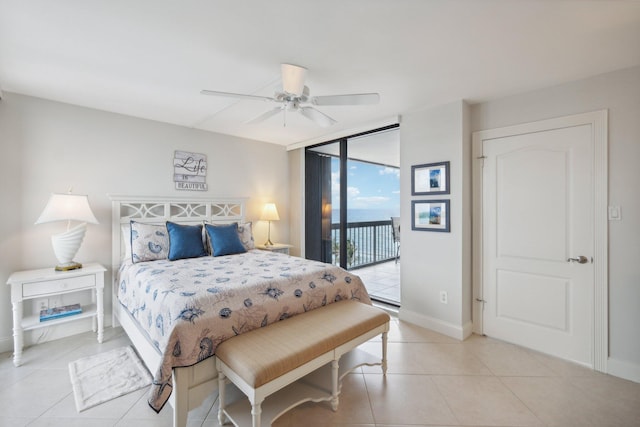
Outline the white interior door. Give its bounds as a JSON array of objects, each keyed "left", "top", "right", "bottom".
[{"left": 474, "top": 114, "right": 606, "bottom": 367}]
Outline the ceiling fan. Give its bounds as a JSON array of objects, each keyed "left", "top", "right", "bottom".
[{"left": 201, "top": 64, "right": 380, "bottom": 127}]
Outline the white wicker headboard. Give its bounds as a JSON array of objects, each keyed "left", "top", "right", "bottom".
[{"left": 109, "top": 195, "right": 247, "bottom": 274}]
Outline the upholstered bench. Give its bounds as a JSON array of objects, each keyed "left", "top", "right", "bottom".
[{"left": 215, "top": 300, "right": 390, "bottom": 427}]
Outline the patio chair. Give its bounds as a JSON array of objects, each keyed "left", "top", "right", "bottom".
[{"left": 391, "top": 216, "right": 400, "bottom": 263}]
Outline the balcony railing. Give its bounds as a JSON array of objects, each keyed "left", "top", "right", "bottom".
[{"left": 330, "top": 220, "right": 397, "bottom": 269}]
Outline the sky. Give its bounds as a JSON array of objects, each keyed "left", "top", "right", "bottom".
[{"left": 331, "top": 157, "right": 400, "bottom": 214}]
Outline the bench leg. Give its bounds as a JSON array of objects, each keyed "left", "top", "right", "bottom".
[
  {"left": 331, "top": 359, "right": 339, "bottom": 411},
  {"left": 251, "top": 400, "right": 262, "bottom": 427},
  {"left": 382, "top": 331, "right": 388, "bottom": 375},
  {"left": 218, "top": 371, "right": 226, "bottom": 425}
]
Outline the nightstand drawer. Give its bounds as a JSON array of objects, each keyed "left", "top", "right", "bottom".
[{"left": 23, "top": 274, "right": 95, "bottom": 298}]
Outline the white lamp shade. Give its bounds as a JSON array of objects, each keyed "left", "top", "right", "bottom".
[
  {"left": 260, "top": 203, "right": 280, "bottom": 221},
  {"left": 35, "top": 193, "right": 98, "bottom": 225}
]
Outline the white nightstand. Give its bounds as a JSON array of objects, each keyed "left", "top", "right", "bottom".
[
  {"left": 6, "top": 262, "right": 106, "bottom": 367},
  {"left": 256, "top": 243, "right": 293, "bottom": 255}
]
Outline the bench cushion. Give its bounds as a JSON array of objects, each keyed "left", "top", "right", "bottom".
[{"left": 215, "top": 300, "right": 389, "bottom": 388}]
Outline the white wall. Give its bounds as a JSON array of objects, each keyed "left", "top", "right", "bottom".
[
  {"left": 398, "top": 100, "right": 472, "bottom": 339},
  {"left": 470, "top": 66, "right": 640, "bottom": 382},
  {"left": 0, "top": 93, "right": 289, "bottom": 352},
  {"left": 288, "top": 149, "right": 304, "bottom": 258}
]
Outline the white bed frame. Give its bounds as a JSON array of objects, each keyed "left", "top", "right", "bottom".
[{"left": 110, "top": 195, "right": 247, "bottom": 427}]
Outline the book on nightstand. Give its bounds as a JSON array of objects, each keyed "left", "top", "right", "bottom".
[{"left": 39, "top": 303, "right": 82, "bottom": 322}]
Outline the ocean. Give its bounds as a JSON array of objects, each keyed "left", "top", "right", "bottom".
[
  {"left": 332, "top": 209, "right": 400, "bottom": 223},
  {"left": 329, "top": 209, "right": 400, "bottom": 266}
]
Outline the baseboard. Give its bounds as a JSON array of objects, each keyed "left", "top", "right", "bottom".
[
  {"left": 607, "top": 357, "right": 640, "bottom": 384},
  {"left": 398, "top": 308, "right": 473, "bottom": 341},
  {"left": 0, "top": 336, "right": 13, "bottom": 355},
  {"left": 461, "top": 320, "right": 474, "bottom": 340}
]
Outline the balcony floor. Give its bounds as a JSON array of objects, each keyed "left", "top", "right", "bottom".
[{"left": 353, "top": 259, "right": 400, "bottom": 306}]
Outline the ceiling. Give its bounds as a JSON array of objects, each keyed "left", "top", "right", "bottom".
[
  {"left": 308, "top": 127, "right": 400, "bottom": 167},
  {"left": 1, "top": 1, "right": 639, "bottom": 148}
]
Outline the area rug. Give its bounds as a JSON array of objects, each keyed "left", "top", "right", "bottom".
[{"left": 68, "top": 346, "right": 152, "bottom": 412}]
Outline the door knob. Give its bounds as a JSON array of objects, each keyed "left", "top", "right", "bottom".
[{"left": 567, "top": 256, "right": 589, "bottom": 264}]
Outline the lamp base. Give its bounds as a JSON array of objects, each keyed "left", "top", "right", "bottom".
[
  {"left": 51, "top": 223, "right": 87, "bottom": 272},
  {"left": 55, "top": 261, "right": 83, "bottom": 271},
  {"left": 264, "top": 220, "right": 274, "bottom": 246}
]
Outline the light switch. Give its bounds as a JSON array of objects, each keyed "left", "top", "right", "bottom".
[{"left": 608, "top": 206, "right": 621, "bottom": 221}]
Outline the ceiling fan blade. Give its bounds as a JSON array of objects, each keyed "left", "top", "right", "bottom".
[
  {"left": 311, "top": 93, "right": 380, "bottom": 106},
  {"left": 245, "top": 107, "right": 283, "bottom": 124},
  {"left": 200, "top": 90, "right": 273, "bottom": 102},
  {"left": 299, "top": 107, "right": 337, "bottom": 127},
  {"left": 281, "top": 63, "right": 307, "bottom": 96}
]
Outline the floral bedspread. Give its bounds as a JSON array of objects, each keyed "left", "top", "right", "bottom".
[{"left": 116, "top": 249, "right": 371, "bottom": 412}]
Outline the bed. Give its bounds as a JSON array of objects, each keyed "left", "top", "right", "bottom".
[{"left": 110, "top": 196, "right": 373, "bottom": 427}]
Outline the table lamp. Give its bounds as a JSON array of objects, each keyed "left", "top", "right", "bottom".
[
  {"left": 260, "top": 203, "right": 280, "bottom": 246},
  {"left": 35, "top": 192, "right": 99, "bottom": 271}
]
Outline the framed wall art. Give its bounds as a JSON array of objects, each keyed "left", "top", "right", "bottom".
[
  {"left": 411, "top": 161, "right": 450, "bottom": 195},
  {"left": 411, "top": 199, "right": 450, "bottom": 232},
  {"left": 174, "top": 150, "right": 208, "bottom": 191}
]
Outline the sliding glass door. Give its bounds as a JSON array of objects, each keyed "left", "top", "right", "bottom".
[
  {"left": 305, "top": 125, "right": 400, "bottom": 305},
  {"left": 346, "top": 132, "right": 400, "bottom": 267}
]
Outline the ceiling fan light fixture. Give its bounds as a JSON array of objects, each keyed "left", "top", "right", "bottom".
[
  {"left": 281, "top": 63, "right": 307, "bottom": 96},
  {"left": 285, "top": 100, "right": 298, "bottom": 111},
  {"left": 201, "top": 63, "right": 379, "bottom": 128}
]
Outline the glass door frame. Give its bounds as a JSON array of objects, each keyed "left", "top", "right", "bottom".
[{"left": 305, "top": 124, "right": 399, "bottom": 269}]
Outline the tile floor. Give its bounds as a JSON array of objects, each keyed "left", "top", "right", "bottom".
[
  {"left": 355, "top": 261, "right": 400, "bottom": 306},
  {"left": 1, "top": 318, "right": 639, "bottom": 426}
]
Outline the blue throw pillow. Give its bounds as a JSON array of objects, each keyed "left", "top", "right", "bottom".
[
  {"left": 166, "top": 222, "right": 207, "bottom": 261},
  {"left": 205, "top": 223, "right": 247, "bottom": 257}
]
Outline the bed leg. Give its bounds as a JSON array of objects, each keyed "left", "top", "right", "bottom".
[
  {"left": 217, "top": 370, "right": 227, "bottom": 425},
  {"left": 172, "top": 368, "right": 189, "bottom": 427},
  {"left": 381, "top": 331, "right": 388, "bottom": 375},
  {"left": 331, "top": 359, "right": 339, "bottom": 411}
]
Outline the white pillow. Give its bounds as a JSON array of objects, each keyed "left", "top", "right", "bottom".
[
  {"left": 121, "top": 224, "right": 132, "bottom": 260},
  {"left": 130, "top": 221, "right": 169, "bottom": 263},
  {"left": 237, "top": 222, "right": 255, "bottom": 250}
]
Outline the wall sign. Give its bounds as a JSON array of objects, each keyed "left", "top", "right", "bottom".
[{"left": 174, "top": 151, "right": 208, "bottom": 191}]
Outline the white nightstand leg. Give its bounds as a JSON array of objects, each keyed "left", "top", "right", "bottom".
[
  {"left": 96, "top": 286, "right": 104, "bottom": 343},
  {"left": 91, "top": 288, "right": 97, "bottom": 333},
  {"left": 11, "top": 301, "right": 23, "bottom": 367}
]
